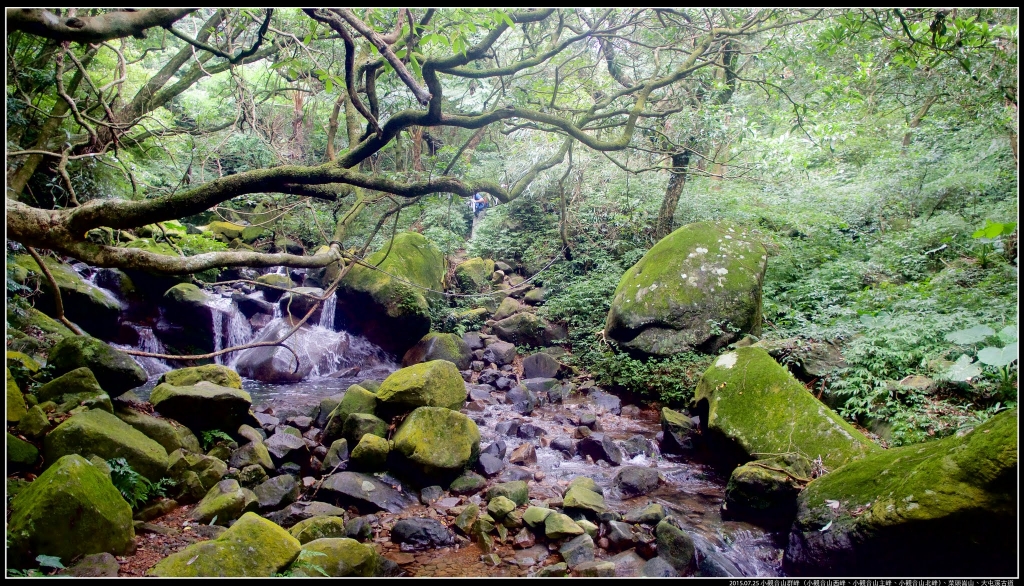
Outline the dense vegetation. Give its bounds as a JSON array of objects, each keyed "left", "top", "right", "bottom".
[{"left": 6, "top": 7, "right": 1018, "bottom": 451}]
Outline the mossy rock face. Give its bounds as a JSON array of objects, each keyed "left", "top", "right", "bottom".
[
  {"left": 401, "top": 333, "right": 472, "bottom": 370},
  {"left": 605, "top": 221, "right": 768, "bottom": 356},
  {"left": 168, "top": 449, "right": 229, "bottom": 491},
  {"left": 376, "top": 360, "right": 467, "bottom": 416},
  {"left": 291, "top": 538, "right": 381, "bottom": 577},
  {"left": 7, "top": 367, "right": 29, "bottom": 423},
  {"left": 240, "top": 225, "right": 270, "bottom": 244},
  {"left": 160, "top": 283, "right": 217, "bottom": 354},
  {"left": 288, "top": 516, "right": 348, "bottom": 544},
  {"left": 6, "top": 306, "right": 74, "bottom": 351},
  {"left": 723, "top": 455, "right": 809, "bottom": 529},
  {"left": 349, "top": 434, "right": 391, "bottom": 471},
  {"left": 191, "top": 479, "right": 258, "bottom": 525},
  {"left": 158, "top": 365, "right": 242, "bottom": 390},
  {"left": 391, "top": 406, "right": 480, "bottom": 486},
  {"left": 7, "top": 432, "right": 39, "bottom": 468},
  {"left": 486, "top": 481, "right": 529, "bottom": 507},
  {"left": 149, "top": 512, "right": 300, "bottom": 576},
  {"left": 149, "top": 382, "right": 253, "bottom": 435},
  {"left": 11, "top": 255, "right": 122, "bottom": 340},
  {"left": 255, "top": 273, "right": 295, "bottom": 303},
  {"left": 323, "top": 385, "right": 377, "bottom": 445},
  {"left": 335, "top": 232, "right": 445, "bottom": 357},
  {"left": 784, "top": 409, "right": 1018, "bottom": 578},
  {"left": 7, "top": 454, "right": 135, "bottom": 567},
  {"left": 341, "top": 413, "right": 388, "bottom": 448},
  {"left": 694, "top": 347, "right": 879, "bottom": 471},
  {"left": 209, "top": 221, "right": 246, "bottom": 240},
  {"left": 47, "top": 336, "right": 147, "bottom": 398},
  {"left": 115, "top": 406, "right": 202, "bottom": 454},
  {"left": 491, "top": 312, "right": 547, "bottom": 347},
  {"left": 36, "top": 367, "right": 112, "bottom": 415},
  {"left": 44, "top": 409, "right": 169, "bottom": 482},
  {"left": 455, "top": 258, "right": 495, "bottom": 294}
]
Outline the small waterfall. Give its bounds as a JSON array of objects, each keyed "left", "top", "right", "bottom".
[
  {"left": 209, "top": 296, "right": 254, "bottom": 368},
  {"left": 318, "top": 294, "right": 336, "bottom": 330},
  {"left": 115, "top": 324, "right": 171, "bottom": 376},
  {"left": 86, "top": 271, "right": 124, "bottom": 309}
]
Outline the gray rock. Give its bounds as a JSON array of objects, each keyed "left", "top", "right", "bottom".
[
  {"left": 517, "top": 423, "right": 546, "bottom": 439},
  {"left": 550, "top": 436, "right": 576, "bottom": 457},
  {"left": 641, "top": 556, "right": 679, "bottom": 577},
  {"left": 391, "top": 518, "right": 455, "bottom": 549},
  {"left": 621, "top": 435, "right": 655, "bottom": 458},
  {"left": 623, "top": 503, "right": 668, "bottom": 525},
  {"left": 606, "top": 520, "right": 636, "bottom": 552},
  {"left": 522, "top": 352, "right": 560, "bottom": 379},
  {"left": 559, "top": 533, "right": 596, "bottom": 568},
  {"left": 463, "top": 332, "right": 485, "bottom": 350},
  {"left": 265, "top": 431, "right": 309, "bottom": 466},
  {"left": 60, "top": 552, "right": 120, "bottom": 577},
  {"left": 477, "top": 453, "right": 505, "bottom": 477},
  {"left": 345, "top": 515, "right": 376, "bottom": 541},
  {"left": 577, "top": 433, "right": 623, "bottom": 466},
  {"left": 656, "top": 517, "right": 695, "bottom": 572},
  {"left": 495, "top": 420, "right": 520, "bottom": 437},
  {"left": 481, "top": 440, "right": 506, "bottom": 459},
  {"left": 482, "top": 341, "right": 516, "bottom": 366},
  {"left": 609, "top": 549, "right": 646, "bottom": 577},
  {"left": 614, "top": 466, "right": 661, "bottom": 497},
  {"left": 319, "top": 471, "right": 416, "bottom": 514},
  {"left": 253, "top": 474, "right": 300, "bottom": 510},
  {"left": 264, "top": 500, "right": 347, "bottom": 528}
]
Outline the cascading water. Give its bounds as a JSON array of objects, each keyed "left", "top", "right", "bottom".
[
  {"left": 114, "top": 324, "right": 171, "bottom": 376},
  {"left": 318, "top": 294, "right": 336, "bottom": 329},
  {"left": 209, "top": 295, "right": 254, "bottom": 368},
  {"left": 86, "top": 271, "right": 124, "bottom": 309}
]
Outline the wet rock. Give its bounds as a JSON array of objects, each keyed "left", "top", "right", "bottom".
[
  {"left": 577, "top": 433, "right": 623, "bottom": 466},
  {"left": 620, "top": 405, "right": 642, "bottom": 419},
  {"left": 495, "top": 420, "right": 520, "bottom": 437},
  {"left": 482, "top": 341, "right": 517, "bottom": 367},
  {"left": 656, "top": 517, "right": 695, "bottom": 573},
  {"left": 344, "top": 515, "right": 376, "bottom": 541},
  {"left": 563, "top": 485, "right": 607, "bottom": 516},
  {"left": 467, "top": 384, "right": 495, "bottom": 402},
  {"left": 319, "top": 471, "right": 416, "bottom": 514},
  {"left": 495, "top": 376, "right": 514, "bottom": 391},
  {"left": 449, "top": 471, "right": 487, "bottom": 495},
  {"left": 478, "top": 368, "right": 501, "bottom": 385},
  {"left": 621, "top": 434, "right": 655, "bottom": 459},
  {"left": 614, "top": 466, "right": 661, "bottom": 498},
  {"left": 486, "top": 480, "right": 529, "bottom": 507},
  {"left": 498, "top": 466, "right": 535, "bottom": 483},
  {"left": 232, "top": 292, "right": 275, "bottom": 318},
  {"left": 254, "top": 475, "right": 301, "bottom": 510},
  {"left": 546, "top": 513, "right": 585, "bottom": 539},
  {"left": 641, "top": 556, "right": 679, "bottom": 577},
  {"left": 60, "top": 552, "right": 122, "bottom": 577},
  {"left": 482, "top": 439, "right": 507, "bottom": 459},
  {"left": 506, "top": 385, "right": 538, "bottom": 415},
  {"left": 574, "top": 560, "right": 616, "bottom": 577},
  {"left": 567, "top": 476, "right": 603, "bottom": 495},
  {"left": 419, "top": 485, "right": 444, "bottom": 504},
  {"left": 522, "top": 352, "right": 560, "bottom": 379},
  {"left": 508, "top": 443, "right": 537, "bottom": 465},
  {"left": 623, "top": 503, "right": 668, "bottom": 525},
  {"left": 521, "top": 377, "right": 559, "bottom": 396},
  {"left": 558, "top": 533, "right": 595, "bottom": 568},
  {"left": 391, "top": 518, "right": 455, "bottom": 550},
  {"left": 660, "top": 407, "right": 695, "bottom": 455},
  {"left": 578, "top": 412, "right": 598, "bottom": 429},
  {"left": 574, "top": 426, "right": 592, "bottom": 439},
  {"left": 550, "top": 436, "right": 576, "bottom": 457},
  {"left": 591, "top": 390, "right": 622, "bottom": 415},
  {"left": 516, "top": 423, "right": 546, "bottom": 439},
  {"left": 265, "top": 501, "right": 347, "bottom": 528},
  {"left": 606, "top": 520, "right": 636, "bottom": 552},
  {"left": 477, "top": 453, "right": 505, "bottom": 477}
]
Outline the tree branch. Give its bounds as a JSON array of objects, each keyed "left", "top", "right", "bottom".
[{"left": 8, "top": 8, "right": 197, "bottom": 43}]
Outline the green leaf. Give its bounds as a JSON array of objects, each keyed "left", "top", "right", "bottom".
[
  {"left": 977, "top": 343, "right": 1018, "bottom": 368},
  {"left": 35, "top": 555, "right": 64, "bottom": 570},
  {"left": 324, "top": 78, "right": 333, "bottom": 93},
  {"left": 997, "top": 325, "right": 1018, "bottom": 344},
  {"left": 972, "top": 220, "right": 1016, "bottom": 239},
  {"left": 944, "top": 325, "right": 996, "bottom": 345},
  {"left": 944, "top": 354, "right": 982, "bottom": 382}
]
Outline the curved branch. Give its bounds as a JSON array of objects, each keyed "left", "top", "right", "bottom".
[
  {"left": 165, "top": 8, "right": 273, "bottom": 65},
  {"left": 335, "top": 8, "right": 432, "bottom": 105},
  {"left": 7, "top": 8, "right": 196, "bottom": 43}
]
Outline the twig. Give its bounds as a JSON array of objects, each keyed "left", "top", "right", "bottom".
[{"left": 25, "top": 246, "right": 84, "bottom": 336}]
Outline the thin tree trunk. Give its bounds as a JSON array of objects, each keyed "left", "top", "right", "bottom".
[
  {"left": 654, "top": 150, "right": 691, "bottom": 240},
  {"left": 902, "top": 95, "right": 938, "bottom": 150}
]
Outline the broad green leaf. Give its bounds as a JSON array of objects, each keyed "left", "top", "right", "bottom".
[
  {"left": 324, "top": 78, "right": 333, "bottom": 93},
  {"left": 972, "top": 220, "right": 1015, "bottom": 239},
  {"left": 36, "top": 555, "right": 64, "bottom": 569},
  {"left": 997, "top": 325, "right": 1018, "bottom": 344},
  {"left": 977, "top": 343, "right": 1018, "bottom": 368},
  {"left": 945, "top": 354, "right": 982, "bottom": 382},
  {"left": 944, "top": 325, "right": 995, "bottom": 345}
]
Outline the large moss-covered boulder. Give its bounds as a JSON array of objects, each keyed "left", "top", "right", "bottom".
[
  {"left": 323, "top": 385, "right": 377, "bottom": 444},
  {"left": 784, "top": 409, "right": 1018, "bottom": 577},
  {"left": 7, "top": 367, "right": 28, "bottom": 423},
  {"left": 491, "top": 312, "right": 563, "bottom": 347},
  {"left": 401, "top": 332, "right": 472, "bottom": 370},
  {"left": 36, "top": 367, "right": 112, "bottom": 414},
  {"left": 11, "top": 255, "right": 122, "bottom": 340},
  {"left": 149, "top": 512, "right": 300, "bottom": 576},
  {"left": 255, "top": 273, "right": 294, "bottom": 303},
  {"left": 150, "top": 382, "right": 253, "bottom": 434},
  {"left": 605, "top": 222, "right": 767, "bottom": 356},
  {"left": 334, "top": 232, "right": 445, "bottom": 356},
  {"left": 290, "top": 538, "right": 381, "bottom": 577},
  {"left": 159, "top": 283, "right": 218, "bottom": 354},
  {"left": 7, "top": 454, "right": 135, "bottom": 567},
  {"left": 723, "top": 455, "right": 811, "bottom": 529},
  {"left": 391, "top": 406, "right": 481, "bottom": 486},
  {"left": 191, "top": 479, "right": 258, "bottom": 525},
  {"left": 694, "top": 347, "right": 878, "bottom": 471},
  {"left": 115, "top": 406, "right": 201, "bottom": 454},
  {"left": 454, "top": 258, "right": 495, "bottom": 293},
  {"left": 208, "top": 221, "right": 246, "bottom": 241},
  {"left": 44, "top": 409, "right": 169, "bottom": 481},
  {"left": 47, "top": 336, "right": 147, "bottom": 398},
  {"left": 158, "top": 365, "right": 242, "bottom": 389},
  {"left": 6, "top": 306, "right": 74, "bottom": 351},
  {"left": 288, "top": 516, "right": 348, "bottom": 544},
  {"left": 376, "top": 360, "right": 467, "bottom": 415}
]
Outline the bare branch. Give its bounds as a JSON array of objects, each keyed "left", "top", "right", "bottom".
[{"left": 8, "top": 8, "right": 196, "bottom": 43}]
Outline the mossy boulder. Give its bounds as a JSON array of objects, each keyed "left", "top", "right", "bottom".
[
  {"left": 149, "top": 512, "right": 300, "bottom": 576},
  {"left": 334, "top": 231, "right": 445, "bottom": 356},
  {"left": 158, "top": 365, "right": 242, "bottom": 389},
  {"left": 563, "top": 485, "right": 607, "bottom": 515},
  {"left": 6, "top": 306, "right": 74, "bottom": 351},
  {"left": 376, "top": 360, "right": 467, "bottom": 415},
  {"left": 694, "top": 347, "right": 878, "bottom": 471},
  {"left": 44, "top": 409, "right": 169, "bottom": 481},
  {"left": 491, "top": 312, "right": 560, "bottom": 347},
  {"left": 209, "top": 221, "right": 246, "bottom": 241},
  {"left": 255, "top": 273, "right": 294, "bottom": 303},
  {"left": 7, "top": 432, "right": 39, "bottom": 468},
  {"left": 391, "top": 406, "right": 481, "bottom": 486},
  {"left": 7, "top": 454, "right": 134, "bottom": 567},
  {"left": 36, "top": 367, "right": 113, "bottom": 414},
  {"left": 401, "top": 332, "right": 472, "bottom": 370},
  {"left": 17, "top": 405, "right": 51, "bottom": 439},
  {"left": 784, "top": 409, "right": 1018, "bottom": 577},
  {"left": 11, "top": 255, "right": 122, "bottom": 339},
  {"left": 723, "top": 454, "right": 811, "bottom": 529},
  {"left": 191, "top": 479, "right": 258, "bottom": 525},
  {"left": 349, "top": 434, "right": 391, "bottom": 471},
  {"left": 604, "top": 221, "right": 767, "bottom": 356},
  {"left": 150, "top": 382, "right": 253, "bottom": 435},
  {"left": 492, "top": 297, "right": 520, "bottom": 321},
  {"left": 240, "top": 225, "right": 270, "bottom": 244},
  {"left": 323, "top": 385, "right": 377, "bottom": 444},
  {"left": 7, "top": 367, "right": 29, "bottom": 423},
  {"left": 160, "top": 283, "right": 218, "bottom": 353},
  {"left": 454, "top": 257, "right": 495, "bottom": 293},
  {"left": 341, "top": 413, "right": 388, "bottom": 448},
  {"left": 288, "top": 516, "right": 348, "bottom": 544},
  {"left": 660, "top": 407, "right": 695, "bottom": 454},
  {"left": 486, "top": 481, "right": 529, "bottom": 507},
  {"left": 115, "top": 406, "right": 202, "bottom": 454},
  {"left": 290, "top": 538, "right": 381, "bottom": 577},
  {"left": 47, "top": 336, "right": 147, "bottom": 398},
  {"left": 168, "top": 449, "right": 229, "bottom": 491}
]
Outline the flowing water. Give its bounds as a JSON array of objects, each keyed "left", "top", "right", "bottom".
[{"left": 208, "top": 295, "right": 254, "bottom": 368}]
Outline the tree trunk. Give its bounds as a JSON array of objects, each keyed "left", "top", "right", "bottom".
[
  {"left": 902, "top": 95, "right": 938, "bottom": 150},
  {"left": 654, "top": 150, "right": 691, "bottom": 240}
]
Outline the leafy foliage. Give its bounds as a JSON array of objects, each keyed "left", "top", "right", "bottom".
[
  {"left": 200, "top": 429, "right": 234, "bottom": 451},
  {"left": 107, "top": 458, "right": 177, "bottom": 511}
]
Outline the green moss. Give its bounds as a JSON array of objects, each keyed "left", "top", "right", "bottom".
[
  {"left": 401, "top": 333, "right": 471, "bottom": 370},
  {"left": 6, "top": 306, "right": 74, "bottom": 347},
  {"left": 391, "top": 406, "right": 480, "bottom": 483},
  {"left": 7, "top": 432, "right": 39, "bottom": 466},
  {"left": 485, "top": 481, "right": 529, "bottom": 507},
  {"left": 208, "top": 221, "right": 246, "bottom": 240},
  {"left": 7, "top": 367, "right": 29, "bottom": 423},
  {"left": 455, "top": 257, "right": 495, "bottom": 293},
  {"left": 149, "top": 382, "right": 253, "bottom": 433},
  {"left": 563, "top": 485, "right": 607, "bottom": 514},
  {"left": 149, "top": 512, "right": 300, "bottom": 576},
  {"left": 376, "top": 360, "right": 467, "bottom": 413},
  {"left": 158, "top": 365, "right": 243, "bottom": 389},
  {"left": 124, "top": 238, "right": 179, "bottom": 256},
  {"left": 115, "top": 407, "right": 202, "bottom": 454},
  {"left": 192, "top": 479, "right": 256, "bottom": 525},
  {"left": 255, "top": 273, "right": 294, "bottom": 302},
  {"left": 544, "top": 513, "right": 584, "bottom": 539},
  {"left": 292, "top": 538, "right": 380, "bottom": 577},
  {"left": 323, "top": 384, "right": 377, "bottom": 443},
  {"left": 47, "top": 336, "right": 147, "bottom": 397},
  {"left": 341, "top": 413, "right": 388, "bottom": 447},
  {"left": 604, "top": 221, "right": 768, "bottom": 355},
  {"left": 288, "top": 516, "right": 348, "bottom": 544},
  {"left": 7, "top": 454, "right": 134, "bottom": 567},
  {"left": 694, "top": 347, "right": 879, "bottom": 470},
  {"left": 349, "top": 434, "right": 391, "bottom": 471},
  {"left": 44, "top": 409, "right": 169, "bottom": 481}
]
